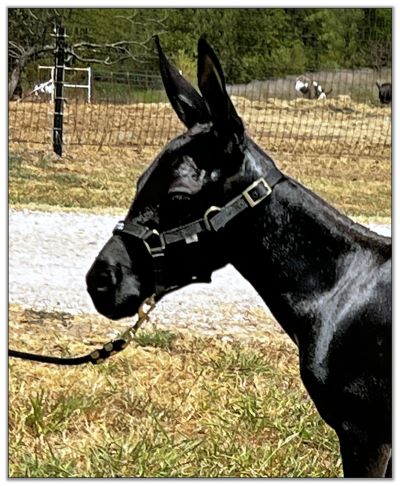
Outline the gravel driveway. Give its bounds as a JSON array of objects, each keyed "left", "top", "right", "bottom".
[{"left": 9, "top": 209, "right": 391, "bottom": 337}]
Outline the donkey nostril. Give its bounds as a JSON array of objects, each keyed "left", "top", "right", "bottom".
[
  {"left": 94, "top": 270, "right": 117, "bottom": 293},
  {"left": 96, "top": 285, "right": 109, "bottom": 293},
  {"left": 87, "top": 259, "right": 124, "bottom": 297}
]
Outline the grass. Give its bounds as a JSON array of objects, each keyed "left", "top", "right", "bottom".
[
  {"left": 94, "top": 84, "right": 167, "bottom": 104},
  {"left": 8, "top": 143, "right": 391, "bottom": 219},
  {"left": 133, "top": 328, "right": 177, "bottom": 349},
  {"left": 8, "top": 145, "right": 151, "bottom": 210},
  {"left": 9, "top": 304, "right": 342, "bottom": 478}
]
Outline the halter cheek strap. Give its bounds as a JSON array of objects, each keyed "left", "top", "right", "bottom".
[{"left": 113, "top": 167, "right": 285, "bottom": 299}]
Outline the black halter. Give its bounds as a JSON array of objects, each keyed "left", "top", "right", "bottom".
[
  {"left": 113, "top": 168, "right": 285, "bottom": 299},
  {"left": 9, "top": 168, "right": 284, "bottom": 366}
]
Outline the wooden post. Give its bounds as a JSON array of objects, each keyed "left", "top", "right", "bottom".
[{"left": 53, "top": 22, "right": 66, "bottom": 156}]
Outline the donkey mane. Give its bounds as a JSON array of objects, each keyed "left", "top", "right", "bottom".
[
  {"left": 246, "top": 137, "right": 389, "bottom": 253},
  {"left": 288, "top": 180, "right": 390, "bottom": 251}
]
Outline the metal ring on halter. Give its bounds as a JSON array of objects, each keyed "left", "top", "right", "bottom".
[{"left": 203, "top": 206, "right": 221, "bottom": 232}]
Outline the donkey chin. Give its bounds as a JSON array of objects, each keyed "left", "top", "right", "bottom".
[
  {"left": 90, "top": 295, "right": 140, "bottom": 321},
  {"left": 87, "top": 289, "right": 142, "bottom": 320}
]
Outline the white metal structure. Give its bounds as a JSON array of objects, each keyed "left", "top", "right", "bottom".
[{"left": 38, "top": 65, "right": 92, "bottom": 103}]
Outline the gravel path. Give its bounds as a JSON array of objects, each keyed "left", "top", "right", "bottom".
[{"left": 9, "top": 209, "right": 391, "bottom": 337}]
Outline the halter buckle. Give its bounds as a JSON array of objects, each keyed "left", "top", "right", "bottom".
[{"left": 242, "top": 178, "right": 272, "bottom": 208}]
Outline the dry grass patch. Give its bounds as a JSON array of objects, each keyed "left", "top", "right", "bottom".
[
  {"left": 9, "top": 141, "right": 391, "bottom": 218},
  {"left": 9, "top": 143, "right": 155, "bottom": 210},
  {"left": 9, "top": 304, "right": 341, "bottom": 478},
  {"left": 9, "top": 98, "right": 391, "bottom": 158},
  {"left": 9, "top": 97, "right": 391, "bottom": 216}
]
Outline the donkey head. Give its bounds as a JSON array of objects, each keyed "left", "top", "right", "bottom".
[{"left": 86, "top": 37, "right": 279, "bottom": 319}]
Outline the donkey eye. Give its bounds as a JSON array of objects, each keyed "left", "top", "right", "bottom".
[
  {"left": 160, "top": 192, "right": 193, "bottom": 227},
  {"left": 168, "top": 192, "right": 192, "bottom": 203}
]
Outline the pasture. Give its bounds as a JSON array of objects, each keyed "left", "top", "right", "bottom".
[
  {"left": 8, "top": 95, "right": 391, "bottom": 477},
  {"left": 9, "top": 96, "right": 391, "bottom": 219},
  {"left": 9, "top": 304, "right": 342, "bottom": 477},
  {"left": 9, "top": 142, "right": 391, "bottom": 220},
  {"left": 9, "top": 95, "right": 391, "bottom": 158}
]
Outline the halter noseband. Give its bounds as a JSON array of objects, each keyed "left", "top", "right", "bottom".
[
  {"left": 113, "top": 168, "right": 285, "bottom": 299},
  {"left": 8, "top": 169, "right": 284, "bottom": 366}
]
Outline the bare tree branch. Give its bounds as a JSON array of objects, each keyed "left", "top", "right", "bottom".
[
  {"left": 71, "top": 40, "right": 151, "bottom": 51},
  {"left": 8, "top": 42, "right": 55, "bottom": 60},
  {"left": 8, "top": 41, "right": 26, "bottom": 57},
  {"left": 8, "top": 8, "right": 167, "bottom": 99},
  {"left": 66, "top": 30, "right": 167, "bottom": 65},
  {"left": 66, "top": 52, "right": 134, "bottom": 66}
]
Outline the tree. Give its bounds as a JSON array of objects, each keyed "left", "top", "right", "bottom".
[
  {"left": 8, "top": 8, "right": 58, "bottom": 99},
  {"left": 9, "top": 7, "right": 392, "bottom": 96},
  {"left": 8, "top": 8, "right": 167, "bottom": 100}
]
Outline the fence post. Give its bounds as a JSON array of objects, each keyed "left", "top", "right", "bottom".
[
  {"left": 50, "top": 67, "right": 55, "bottom": 103},
  {"left": 88, "top": 67, "right": 91, "bottom": 103},
  {"left": 53, "top": 21, "right": 66, "bottom": 156}
]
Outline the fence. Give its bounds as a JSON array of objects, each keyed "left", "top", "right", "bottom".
[
  {"left": 37, "top": 65, "right": 92, "bottom": 103},
  {"left": 9, "top": 67, "right": 391, "bottom": 159}
]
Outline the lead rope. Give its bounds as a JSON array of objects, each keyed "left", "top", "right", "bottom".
[{"left": 8, "top": 295, "right": 156, "bottom": 366}]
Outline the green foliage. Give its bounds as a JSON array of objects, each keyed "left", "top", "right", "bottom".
[
  {"left": 173, "top": 50, "right": 197, "bottom": 85},
  {"left": 9, "top": 8, "right": 391, "bottom": 86},
  {"left": 161, "top": 8, "right": 391, "bottom": 82}
]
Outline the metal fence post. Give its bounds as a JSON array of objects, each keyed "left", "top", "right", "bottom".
[{"left": 53, "top": 21, "right": 66, "bottom": 156}]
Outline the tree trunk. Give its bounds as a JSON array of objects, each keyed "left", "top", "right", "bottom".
[{"left": 8, "top": 63, "right": 22, "bottom": 100}]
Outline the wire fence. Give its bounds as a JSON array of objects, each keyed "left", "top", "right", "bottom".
[{"left": 9, "top": 67, "right": 391, "bottom": 159}]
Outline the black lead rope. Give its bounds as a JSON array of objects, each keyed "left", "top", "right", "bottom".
[
  {"left": 8, "top": 296, "right": 156, "bottom": 366},
  {"left": 8, "top": 340, "right": 127, "bottom": 366}
]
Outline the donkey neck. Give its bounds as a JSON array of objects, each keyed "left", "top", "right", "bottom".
[{"left": 227, "top": 143, "right": 387, "bottom": 342}]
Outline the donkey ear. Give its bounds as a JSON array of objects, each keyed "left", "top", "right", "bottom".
[
  {"left": 197, "top": 38, "right": 244, "bottom": 136},
  {"left": 155, "top": 36, "right": 209, "bottom": 129}
]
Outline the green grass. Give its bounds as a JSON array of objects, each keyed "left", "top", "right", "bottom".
[
  {"left": 9, "top": 305, "right": 342, "bottom": 478},
  {"left": 94, "top": 82, "right": 166, "bottom": 104},
  {"left": 133, "top": 328, "right": 177, "bottom": 349},
  {"left": 209, "top": 346, "right": 273, "bottom": 376},
  {"left": 9, "top": 152, "right": 23, "bottom": 170}
]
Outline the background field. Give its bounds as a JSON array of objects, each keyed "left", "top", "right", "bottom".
[
  {"left": 9, "top": 94, "right": 391, "bottom": 158},
  {"left": 8, "top": 93, "right": 391, "bottom": 478},
  {"left": 9, "top": 95, "right": 391, "bottom": 219}
]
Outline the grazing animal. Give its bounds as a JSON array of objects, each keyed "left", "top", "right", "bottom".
[
  {"left": 295, "top": 75, "right": 332, "bottom": 99},
  {"left": 86, "top": 37, "right": 391, "bottom": 478},
  {"left": 376, "top": 82, "right": 392, "bottom": 104},
  {"left": 34, "top": 79, "right": 54, "bottom": 96},
  {"left": 17, "top": 80, "right": 54, "bottom": 103}
]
